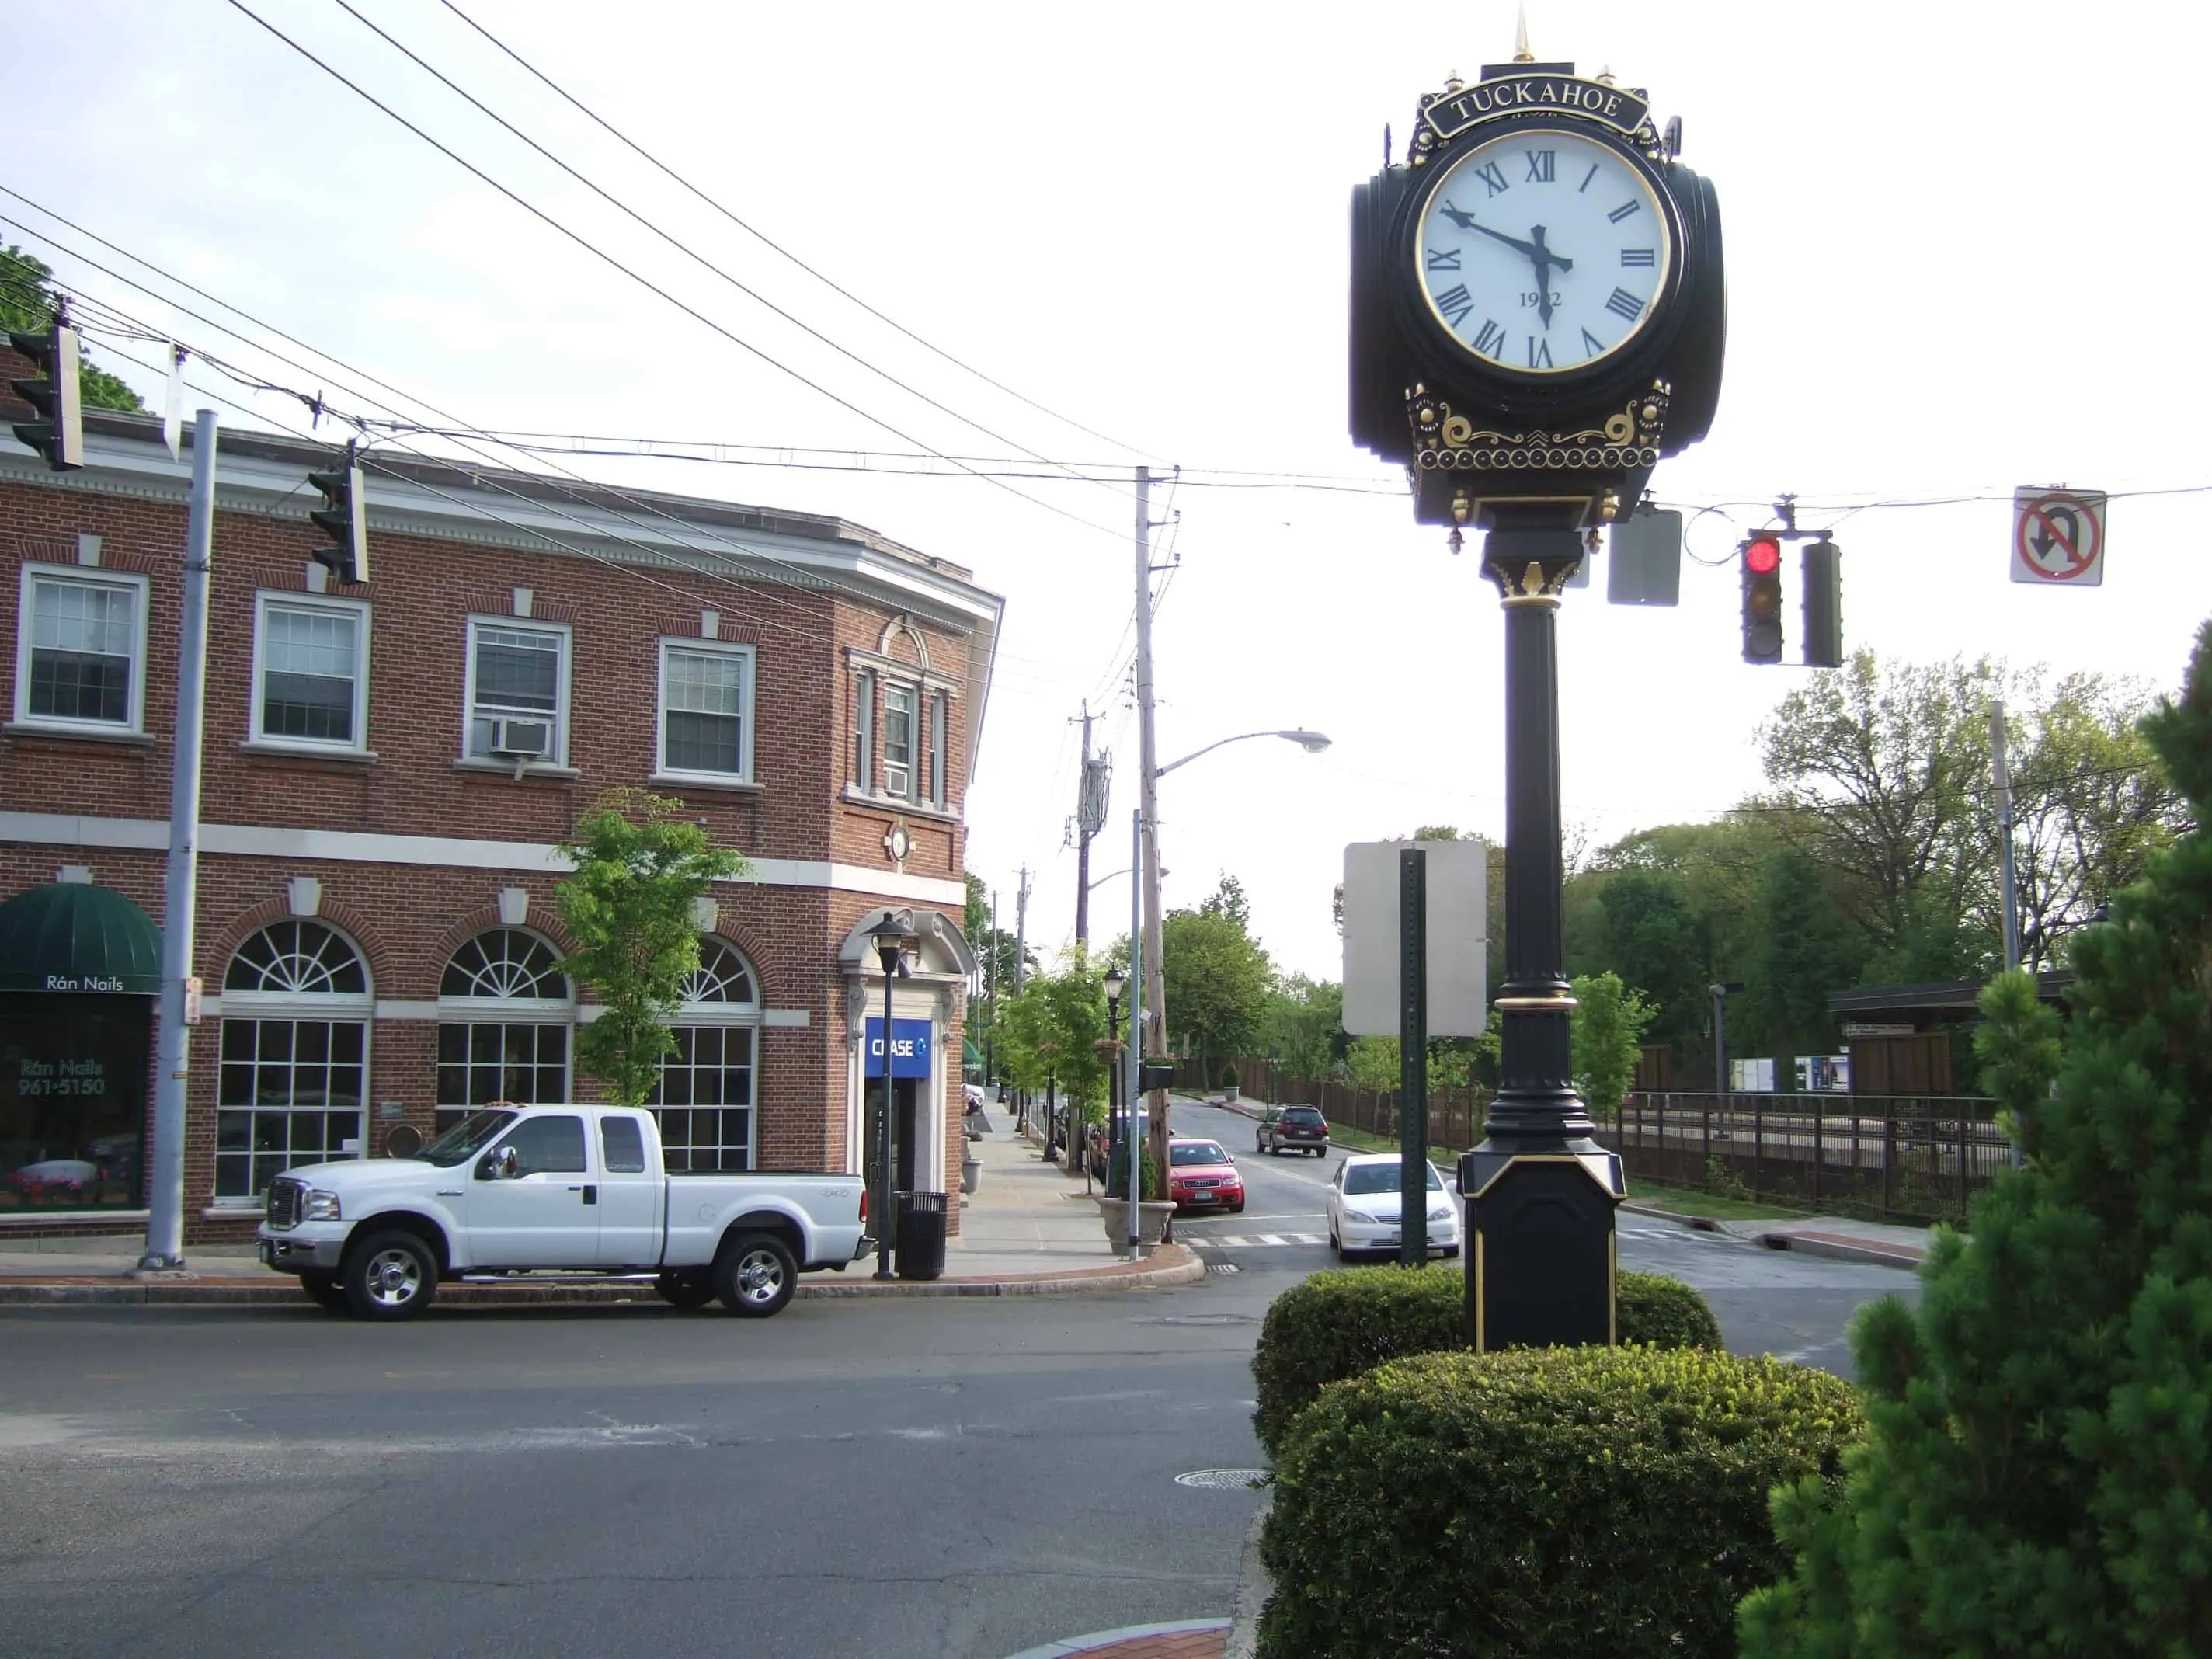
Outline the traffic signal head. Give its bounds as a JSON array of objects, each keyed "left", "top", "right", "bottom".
[
  {"left": 307, "top": 448, "right": 370, "bottom": 586},
  {"left": 1741, "top": 535, "right": 1783, "bottom": 663},
  {"left": 1802, "top": 537, "right": 1843, "bottom": 668},
  {"left": 9, "top": 322, "right": 85, "bottom": 472}
]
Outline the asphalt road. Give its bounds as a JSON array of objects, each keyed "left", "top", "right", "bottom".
[{"left": 0, "top": 1101, "right": 1919, "bottom": 1659}]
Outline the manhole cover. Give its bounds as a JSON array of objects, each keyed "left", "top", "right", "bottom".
[{"left": 1177, "top": 1467, "right": 1268, "bottom": 1490}]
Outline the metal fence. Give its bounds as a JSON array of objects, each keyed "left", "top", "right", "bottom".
[{"left": 1614, "top": 1090, "right": 2011, "bottom": 1224}]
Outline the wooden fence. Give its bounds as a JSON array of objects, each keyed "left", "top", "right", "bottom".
[{"left": 1180, "top": 1057, "right": 1488, "bottom": 1158}]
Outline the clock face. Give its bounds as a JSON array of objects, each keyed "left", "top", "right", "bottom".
[{"left": 1413, "top": 125, "right": 1674, "bottom": 376}]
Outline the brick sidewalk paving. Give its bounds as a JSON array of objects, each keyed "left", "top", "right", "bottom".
[{"left": 1004, "top": 1619, "right": 1229, "bottom": 1659}]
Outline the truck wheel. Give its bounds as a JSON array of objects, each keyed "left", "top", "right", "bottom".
[
  {"left": 715, "top": 1233, "right": 796, "bottom": 1318},
  {"left": 298, "top": 1272, "right": 349, "bottom": 1313},
  {"left": 343, "top": 1229, "right": 439, "bottom": 1321},
  {"left": 655, "top": 1271, "right": 717, "bottom": 1310}
]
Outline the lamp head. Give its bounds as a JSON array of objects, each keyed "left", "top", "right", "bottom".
[
  {"left": 866, "top": 908, "right": 913, "bottom": 972},
  {"left": 1280, "top": 729, "right": 1332, "bottom": 753},
  {"left": 1103, "top": 965, "right": 1129, "bottom": 1001}
]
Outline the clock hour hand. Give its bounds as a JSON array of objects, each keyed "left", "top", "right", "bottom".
[{"left": 1527, "top": 225, "right": 1571, "bottom": 329}]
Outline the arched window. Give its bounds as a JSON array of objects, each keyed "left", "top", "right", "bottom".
[
  {"left": 651, "top": 937, "right": 760, "bottom": 1172},
  {"left": 216, "top": 920, "right": 370, "bottom": 1202},
  {"left": 435, "top": 928, "right": 572, "bottom": 1132}
]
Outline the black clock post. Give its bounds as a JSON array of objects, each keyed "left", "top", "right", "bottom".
[{"left": 1348, "top": 42, "right": 1726, "bottom": 1350}]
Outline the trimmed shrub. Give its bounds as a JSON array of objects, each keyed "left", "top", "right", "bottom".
[
  {"left": 1259, "top": 1346, "right": 1862, "bottom": 1659},
  {"left": 1250, "top": 1264, "right": 1721, "bottom": 1457}
]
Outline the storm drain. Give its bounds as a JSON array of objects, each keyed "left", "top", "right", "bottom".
[
  {"left": 1206, "top": 1262, "right": 1240, "bottom": 1274},
  {"left": 1176, "top": 1467, "right": 1269, "bottom": 1490}
]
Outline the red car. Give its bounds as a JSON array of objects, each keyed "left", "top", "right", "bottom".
[{"left": 1167, "top": 1137, "right": 1245, "bottom": 1214}]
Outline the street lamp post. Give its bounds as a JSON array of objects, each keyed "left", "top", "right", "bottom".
[
  {"left": 1101, "top": 965, "right": 1127, "bottom": 1183},
  {"left": 865, "top": 909, "right": 913, "bottom": 1282},
  {"left": 1139, "top": 728, "right": 1331, "bottom": 1184}
]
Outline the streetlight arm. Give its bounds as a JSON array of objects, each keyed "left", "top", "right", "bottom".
[{"left": 1155, "top": 729, "right": 1331, "bottom": 778}]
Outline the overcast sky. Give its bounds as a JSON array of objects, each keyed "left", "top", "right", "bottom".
[{"left": 11, "top": 0, "right": 2208, "bottom": 980}]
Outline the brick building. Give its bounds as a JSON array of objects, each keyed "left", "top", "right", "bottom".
[{"left": 0, "top": 394, "right": 1000, "bottom": 1243}]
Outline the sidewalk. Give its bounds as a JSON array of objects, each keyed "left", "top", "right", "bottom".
[
  {"left": 0, "top": 1115, "right": 1204, "bottom": 1306},
  {"left": 1202, "top": 1087, "right": 1929, "bottom": 1271}
]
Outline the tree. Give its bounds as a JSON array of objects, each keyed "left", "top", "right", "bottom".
[
  {"left": 1265, "top": 972, "right": 1341, "bottom": 1080},
  {"left": 1200, "top": 874, "right": 1252, "bottom": 931},
  {"left": 1160, "top": 907, "right": 1271, "bottom": 1083},
  {"left": 554, "top": 789, "right": 746, "bottom": 1105},
  {"left": 962, "top": 871, "right": 989, "bottom": 954},
  {"left": 0, "top": 245, "right": 145, "bottom": 412},
  {"left": 1739, "top": 846, "right": 1866, "bottom": 1073},
  {"left": 1597, "top": 868, "right": 1708, "bottom": 1049},
  {"left": 1568, "top": 971, "right": 1655, "bottom": 1121},
  {"left": 1738, "top": 621, "right": 2212, "bottom": 1659}
]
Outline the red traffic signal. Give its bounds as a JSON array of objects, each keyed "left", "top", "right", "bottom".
[{"left": 1741, "top": 536, "right": 1784, "bottom": 663}]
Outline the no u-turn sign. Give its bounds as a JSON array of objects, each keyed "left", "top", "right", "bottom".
[{"left": 2012, "top": 487, "right": 2106, "bottom": 586}]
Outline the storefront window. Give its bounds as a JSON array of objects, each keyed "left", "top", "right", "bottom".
[
  {"left": 650, "top": 938, "right": 760, "bottom": 1173},
  {"left": 436, "top": 929, "right": 572, "bottom": 1132},
  {"left": 0, "top": 996, "right": 149, "bottom": 1214},
  {"left": 215, "top": 921, "right": 370, "bottom": 1203}
]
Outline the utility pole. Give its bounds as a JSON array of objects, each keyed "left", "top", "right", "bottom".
[
  {"left": 986, "top": 885, "right": 998, "bottom": 1093},
  {"left": 1133, "top": 464, "right": 1171, "bottom": 1181},
  {"left": 140, "top": 409, "right": 218, "bottom": 1273},
  {"left": 1074, "top": 706, "right": 1095, "bottom": 948},
  {"left": 1013, "top": 864, "right": 1031, "bottom": 992}
]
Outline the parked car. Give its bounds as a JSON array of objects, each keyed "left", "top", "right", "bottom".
[
  {"left": 1165, "top": 1137, "right": 1244, "bottom": 1214},
  {"left": 1326, "top": 1153, "right": 1461, "bottom": 1260},
  {"left": 257, "top": 1104, "right": 870, "bottom": 1321},
  {"left": 1257, "top": 1104, "right": 1330, "bottom": 1157},
  {"left": 1087, "top": 1108, "right": 1150, "bottom": 1180}
]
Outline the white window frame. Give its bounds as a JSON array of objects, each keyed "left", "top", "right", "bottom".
[
  {"left": 656, "top": 638, "right": 756, "bottom": 782},
  {"left": 881, "top": 681, "right": 916, "bottom": 802},
  {"left": 854, "top": 669, "right": 875, "bottom": 793},
  {"left": 927, "top": 691, "right": 948, "bottom": 808},
  {"left": 461, "top": 616, "right": 572, "bottom": 767},
  {"left": 250, "top": 592, "right": 370, "bottom": 753},
  {"left": 12, "top": 563, "right": 150, "bottom": 736},
  {"left": 434, "top": 927, "right": 576, "bottom": 1133},
  {"left": 652, "top": 938, "right": 763, "bottom": 1174}
]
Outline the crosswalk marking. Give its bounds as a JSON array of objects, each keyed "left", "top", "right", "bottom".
[{"left": 1189, "top": 1233, "right": 1327, "bottom": 1250}]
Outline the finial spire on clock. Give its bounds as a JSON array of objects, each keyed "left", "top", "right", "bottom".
[{"left": 1512, "top": 4, "right": 1535, "bottom": 63}]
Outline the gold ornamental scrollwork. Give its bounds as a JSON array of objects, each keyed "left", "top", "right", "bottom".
[{"left": 1405, "top": 382, "right": 1672, "bottom": 475}]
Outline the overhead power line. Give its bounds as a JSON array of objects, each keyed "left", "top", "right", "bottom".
[
  {"left": 434, "top": 0, "right": 1151, "bottom": 462},
  {"left": 222, "top": 0, "right": 1131, "bottom": 547}
]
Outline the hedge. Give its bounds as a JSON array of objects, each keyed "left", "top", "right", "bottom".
[
  {"left": 1250, "top": 1264, "right": 1721, "bottom": 1456},
  {"left": 1258, "top": 1346, "right": 1863, "bottom": 1659}
]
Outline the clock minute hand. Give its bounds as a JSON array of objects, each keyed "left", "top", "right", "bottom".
[
  {"left": 1465, "top": 218, "right": 1544, "bottom": 262},
  {"left": 1527, "top": 224, "right": 1572, "bottom": 330}
]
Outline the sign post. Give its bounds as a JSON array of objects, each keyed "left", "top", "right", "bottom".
[{"left": 1397, "top": 847, "right": 1429, "bottom": 1266}]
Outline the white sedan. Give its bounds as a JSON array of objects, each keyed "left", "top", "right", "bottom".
[{"left": 1326, "top": 1153, "right": 1462, "bottom": 1260}]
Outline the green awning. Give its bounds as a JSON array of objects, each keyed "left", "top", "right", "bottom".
[
  {"left": 0, "top": 883, "right": 163, "bottom": 995},
  {"left": 964, "top": 1036, "right": 985, "bottom": 1069}
]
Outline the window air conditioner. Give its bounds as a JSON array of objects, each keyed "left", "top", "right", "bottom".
[{"left": 488, "top": 717, "right": 553, "bottom": 759}]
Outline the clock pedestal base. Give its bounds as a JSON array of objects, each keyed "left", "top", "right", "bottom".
[{"left": 1462, "top": 513, "right": 1622, "bottom": 1350}]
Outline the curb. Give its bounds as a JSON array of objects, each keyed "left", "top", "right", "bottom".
[
  {"left": 1223, "top": 1500, "right": 1272, "bottom": 1659},
  {"left": 997, "top": 1619, "right": 1232, "bottom": 1659},
  {"left": 1616, "top": 1202, "right": 1924, "bottom": 1271},
  {"left": 0, "top": 1245, "right": 1207, "bottom": 1307}
]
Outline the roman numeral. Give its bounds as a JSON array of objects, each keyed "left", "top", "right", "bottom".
[
  {"left": 1434, "top": 283, "right": 1476, "bottom": 329},
  {"left": 1424, "top": 246, "right": 1462, "bottom": 271},
  {"left": 1472, "top": 318, "right": 1507, "bottom": 358},
  {"left": 1581, "top": 327, "right": 1605, "bottom": 356},
  {"left": 1607, "top": 200, "right": 1641, "bottom": 224},
  {"left": 1605, "top": 287, "right": 1647, "bottom": 322},
  {"left": 1578, "top": 163, "right": 1599, "bottom": 193},
  {"left": 1527, "top": 336, "right": 1554, "bottom": 369},
  {"left": 1619, "top": 248, "right": 1656, "bottom": 267},
  {"left": 1525, "top": 149, "right": 1555, "bottom": 183},
  {"left": 1473, "top": 161, "right": 1510, "bottom": 197}
]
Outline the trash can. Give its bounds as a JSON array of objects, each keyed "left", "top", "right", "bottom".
[{"left": 896, "top": 1191, "right": 948, "bottom": 1281}]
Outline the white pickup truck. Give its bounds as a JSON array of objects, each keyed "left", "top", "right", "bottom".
[{"left": 257, "top": 1103, "right": 871, "bottom": 1321}]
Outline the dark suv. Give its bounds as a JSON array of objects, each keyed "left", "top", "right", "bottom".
[{"left": 1257, "top": 1104, "right": 1329, "bottom": 1157}]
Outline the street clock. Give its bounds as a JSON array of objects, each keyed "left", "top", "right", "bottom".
[{"left": 1350, "top": 54, "right": 1725, "bottom": 531}]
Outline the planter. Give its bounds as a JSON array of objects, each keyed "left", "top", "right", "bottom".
[
  {"left": 961, "top": 1157, "right": 982, "bottom": 1196},
  {"left": 1094, "top": 1196, "right": 1177, "bottom": 1254},
  {"left": 1223, "top": 1085, "right": 1240, "bottom": 1104}
]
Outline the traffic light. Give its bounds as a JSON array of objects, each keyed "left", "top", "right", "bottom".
[
  {"left": 1740, "top": 534, "right": 1783, "bottom": 663},
  {"left": 307, "top": 443, "right": 370, "bottom": 586},
  {"left": 1802, "top": 537, "right": 1842, "bottom": 668},
  {"left": 9, "top": 321, "right": 85, "bottom": 471}
]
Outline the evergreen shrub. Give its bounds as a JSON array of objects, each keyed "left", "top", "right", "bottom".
[
  {"left": 1259, "top": 1346, "right": 1862, "bottom": 1659},
  {"left": 1738, "top": 621, "right": 2212, "bottom": 1657},
  {"left": 1250, "top": 1264, "right": 1720, "bottom": 1456}
]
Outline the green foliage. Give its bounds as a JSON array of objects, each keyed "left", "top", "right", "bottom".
[
  {"left": 1598, "top": 866, "right": 1711, "bottom": 1048},
  {"left": 0, "top": 245, "right": 145, "bottom": 412},
  {"left": 1739, "top": 621, "right": 2212, "bottom": 1659},
  {"left": 1102, "top": 1143, "right": 1162, "bottom": 1199},
  {"left": 1343, "top": 1034, "right": 1470, "bottom": 1092},
  {"left": 1160, "top": 906, "right": 1271, "bottom": 1076},
  {"left": 991, "top": 956, "right": 1111, "bottom": 1109},
  {"left": 962, "top": 871, "right": 989, "bottom": 954},
  {"left": 1249, "top": 1264, "right": 1722, "bottom": 1458},
  {"left": 554, "top": 789, "right": 746, "bottom": 1105},
  {"left": 1570, "top": 969, "right": 1655, "bottom": 1119},
  {"left": 1264, "top": 972, "right": 1341, "bottom": 1079},
  {"left": 1260, "top": 1345, "right": 1862, "bottom": 1659},
  {"left": 1198, "top": 873, "right": 1251, "bottom": 931}
]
